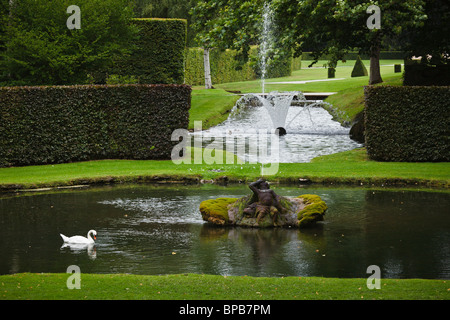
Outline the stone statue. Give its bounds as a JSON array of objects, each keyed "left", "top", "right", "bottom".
[
  {"left": 243, "top": 179, "right": 284, "bottom": 226},
  {"left": 199, "top": 179, "right": 327, "bottom": 228}
]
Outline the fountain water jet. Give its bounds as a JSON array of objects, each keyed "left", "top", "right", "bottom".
[{"left": 259, "top": 3, "right": 273, "bottom": 94}]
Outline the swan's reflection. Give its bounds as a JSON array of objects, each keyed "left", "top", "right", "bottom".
[{"left": 61, "top": 243, "right": 97, "bottom": 260}]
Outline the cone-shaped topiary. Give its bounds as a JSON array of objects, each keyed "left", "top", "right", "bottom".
[{"left": 351, "top": 55, "right": 368, "bottom": 77}]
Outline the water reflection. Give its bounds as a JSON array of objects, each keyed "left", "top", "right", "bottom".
[
  {"left": 0, "top": 185, "right": 448, "bottom": 279},
  {"left": 60, "top": 243, "right": 97, "bottom": 260}
]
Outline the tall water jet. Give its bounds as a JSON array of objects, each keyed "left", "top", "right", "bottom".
[{"left": 259, "top": 3, "right": 274, "bottom": 94}]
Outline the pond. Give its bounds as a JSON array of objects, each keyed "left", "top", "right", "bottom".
[{"left": 0, "top": 184, "right": 449, "bottom": 279}]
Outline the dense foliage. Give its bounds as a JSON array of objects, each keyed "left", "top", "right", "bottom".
[
  {"left": 364, "top": 86, "right": 450, "bottom": 162},
  {"left": 0, "top": 84, "right": 191, "bottom": 167},
  {"left": 0, "top": 0, "right": 137, "bottom": 86},
  {"left": 112, "top": 18, "right": 187, "bottom": 84},
  {"left": 185, "top": 46, "right": 300, "bottom": 86}
]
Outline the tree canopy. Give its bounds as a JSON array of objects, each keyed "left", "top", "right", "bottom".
[{"left": 0, "top": 0, "right": 137, "bottom": 86}]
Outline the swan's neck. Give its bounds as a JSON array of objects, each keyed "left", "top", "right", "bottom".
[{"left": 87, "top": 230, "right": 94, "bottom": 241}]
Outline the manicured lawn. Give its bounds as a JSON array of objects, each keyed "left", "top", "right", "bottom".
[
  {"left": 189, "top": 89, "right": 239, "bottom": 130},
  {"left": 1, "top": 148, "right": 448, "bottom": 189},
  {"left": 190, "top": 59, "right": 404, "bottom": 127},
  {"left": 324, "top": 75, "right": 403, "bottom": 123},
  {"left": 1, "top": 272, "right": 448, "bottom": 300},
  {"left": 213, "top": 60, "right": 403, "bottom": 93}
]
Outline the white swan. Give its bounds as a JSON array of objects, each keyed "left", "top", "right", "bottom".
[{"left": 60, "top": 230, "right": 97, "bottom": 244}]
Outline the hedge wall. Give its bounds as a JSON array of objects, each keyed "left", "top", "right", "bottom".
[
  {"left": 364, "top": 86, "right": 450, "bottom": 162},
  {"left": 113, "top": 18, "right": 187, "bottom": 84},
  {"left": 185, "top": 47, "right": 257, "bottom": 86},
  {"left": 185, "top": 46, "right": 298, "bottom": 86},
  {"left": 302, "top": 51, "right": 406, "bottom": 61},
  {"left": 403, "top": 61, "right": 450, "bottom": 86},
  {"left": 0, "top": 84, "right": 191, "bottom": 167}
]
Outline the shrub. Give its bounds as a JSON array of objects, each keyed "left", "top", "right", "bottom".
[
  {"left": 328, "top": 67, "right": 336, "bottom": 78},
  {"left": 351, "top": 56, "right": 368, "bottom": 77},
  {"left": 403, "top": 60, "right": 450, "bottom": 86},
  {"left": 113, "top": 18, "right": 187, "bottom": 85},
  {"left": 0, "top": 0, "right": 137, "bottom": 86},
  {"left": 0, "top": 84, "right": 191, "bottom": 167},
  {"left": 364, "top": 85, "right": 450, "bottom": 162},
  {"left": 394, "top": 64, "right": 401, "bottom": 73}
]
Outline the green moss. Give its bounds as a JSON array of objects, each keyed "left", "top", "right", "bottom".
[
  {"left": 199, "top": 197, "right": 237, "bottom": 224},
  {"left": 296, "top": 194, "right": 328, "bottom": 227}
]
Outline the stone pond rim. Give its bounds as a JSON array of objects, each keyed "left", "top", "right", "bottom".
[{"left": 199, "top": 194, "right": 327, "bottom": 228}]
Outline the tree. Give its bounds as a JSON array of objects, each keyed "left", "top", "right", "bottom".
[
  {"left": 191, "top": 0, "right": 263, "bottom": 88},
  {"left": 0, "top": 0, "right": 137, "bottom": 85},
  {"left": 272, "top": 0, "right": 427, "bottom": 85},
  {"left": 402, "top": 0, "right": 450, "bottom": 64}
]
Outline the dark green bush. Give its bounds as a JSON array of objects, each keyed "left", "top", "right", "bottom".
[
  {"left": 0, "top": 84, "right": 191, "bottom": 167},
  {"left": 364, "top": 86, "right": 450, "bottom": 162},
  {"left": 403, "top": 60, "right": 450, "bottom": 86},
  {"left": 351, "top": 56, "right": 368, "bottom": 77},
  {"left": 113, "top": 18, "right": 187, "bottom": 85},
  {"left": 0, "top": 0, "right": 137, "bottom": 86},
  {"left": 327, "top": 67, "right": 336, "bottom": 78},
  {"left": 394, "top": 64, "right": 401, "bottom": 73}
]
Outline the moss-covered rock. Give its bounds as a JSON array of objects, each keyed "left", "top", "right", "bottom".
[
  {"left": 295, "top": 194, "right": 328, "bottom": 228},
  {"left": 199, "top": 197, "right": 238, "bottom": 225},
  {"left": 199, "top": 194, "right": 327, "bottom": 228}
]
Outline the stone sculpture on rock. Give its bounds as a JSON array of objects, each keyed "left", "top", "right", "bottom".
[{"left": 199, "top": 179, "right": 327, "bottom": 228}]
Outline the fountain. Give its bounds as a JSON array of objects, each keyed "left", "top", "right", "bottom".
[
  {"left": 259, "top": 2, "right": 273, "bottom": 94},
  {"left": 191, "top": 2, "right": 362, "bottom": 164}
]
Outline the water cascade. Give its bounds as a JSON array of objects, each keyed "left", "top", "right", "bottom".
[{"left": 191, "top": 3, "right": 362, "bottom": 163}]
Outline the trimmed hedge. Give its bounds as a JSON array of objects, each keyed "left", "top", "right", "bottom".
[
  {"left": 403, "top": 61, "right": 450, "bottom": 86},
  {"left": 185, "top": 46, "right": 297, "bottom": 86},
  {"left": 364, "top": 86, "right": 450, "bottom": 162},
  {"left": 185, "top": 47, "right": 257, "bottom": 86},
  {"left": 351, "top": 56, "right": 368, "bottom": 77},
  {"left": 0, "top": 84, "right": 191, "bottom": 167},
  {"left": 302, "top": 51, "right": 405, "bottom": 60},
  {"left": 113, "top": 18, "right": 187, "bottom": 84}
]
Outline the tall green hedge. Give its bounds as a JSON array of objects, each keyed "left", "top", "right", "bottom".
[
  {"left": 403, "top": 60, "right": 450, "bottom": 86},
  {"left": 0, "top": 84, "right": 191, "bottom": 167},
  {"left": 185, "top": 46, "right": 296, "bottom": 86},
  {"left": 364, "top": 86, "right": 450, "bottom": 162},
  {"left": 185, "top": 47, "right": 257, "bottom": 86},
  {"left": 113, "top": 18, "right": 187, "bottom": 84}
]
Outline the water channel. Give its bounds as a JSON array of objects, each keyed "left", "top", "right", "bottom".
[{"left": 1, "top": 184, "right": 448, "bottom": 279}]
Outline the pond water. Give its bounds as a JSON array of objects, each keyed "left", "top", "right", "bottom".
[{"left": 0, "top": 184, "right": 449, "bottom": 279}]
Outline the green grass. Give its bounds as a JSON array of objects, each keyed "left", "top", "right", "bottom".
[
  {"left": 324, "top": 74, "right": 403, "bottom": 123},
  {"left": 189, "top": 89, "right": 240, "bottom": 130},
  {"left": 1, "top": 273, "right": 448, "bottom": 300},
  {"left": 213, "top": 60, "right": 404, "bottom": 94},
  {"left": 188, "top": 59, "right": 404, "bottom": 130},
  {"left": 1, "top": 148, "right": 448, "bottom": 190}
]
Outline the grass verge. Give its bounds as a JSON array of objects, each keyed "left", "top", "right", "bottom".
[
  {"left": 1, "top": 273, "right": 448, "bottom": 300},
  {"left": 189, "top": 89, "right": 239, "bottom": 130},
  {"left": 0, "top": 148, "right": 448, "bottom": 190}
]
